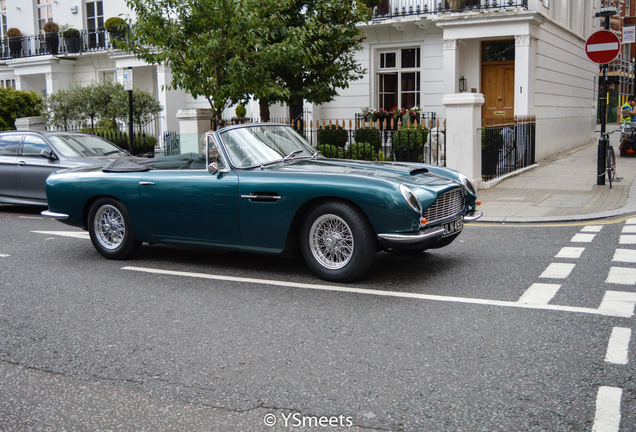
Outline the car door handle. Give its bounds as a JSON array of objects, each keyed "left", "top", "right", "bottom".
[
  {"left": 17, "top": 161, "right": 26, "bottom": 166},
  {"left": 139, "top": 181, "right": 155, "bottom": 186}
]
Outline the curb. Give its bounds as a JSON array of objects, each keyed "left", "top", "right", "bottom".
[{"left": 475, "top": 169, "right": 636, "bottom": 224}]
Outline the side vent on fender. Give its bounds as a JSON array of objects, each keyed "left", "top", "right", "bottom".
[{"left": 240, "top": 192, "right": 282, "bottom": 203}]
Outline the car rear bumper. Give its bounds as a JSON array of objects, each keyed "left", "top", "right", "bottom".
[{"left": 41, "top": 210, "right": 69, "bottom": 220}]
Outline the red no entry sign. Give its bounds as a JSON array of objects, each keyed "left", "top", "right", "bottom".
[{"left": 586, "top": 30, "right": 621, "bottom": 64}]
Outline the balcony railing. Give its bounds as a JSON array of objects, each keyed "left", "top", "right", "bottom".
[
  {"left": 372, "top": 0, "right": 528, "bottom": 20},
  {"left": 0, "top": 29, "right": 126, "bottom": 60}
]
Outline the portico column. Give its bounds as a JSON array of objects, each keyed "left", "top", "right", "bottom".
[
  {"left": 442, "top": 39, "right": 459, "bottom": 96},
  {"left": 514, "top": 34, "right": 533, "bottom": 117},
  {"left": 442, "top": 93, "right": 485, "bottom": 185},
  {"left": 176, "top": 108, "right": 214, "bottom": 154}
]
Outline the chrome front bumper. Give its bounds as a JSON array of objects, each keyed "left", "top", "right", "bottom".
[
  {"left": 377, "top": 211, "right": 483, "bottom": 245},
  {"left": 41, "top": 210, "right": 69, "bottom": 220}
]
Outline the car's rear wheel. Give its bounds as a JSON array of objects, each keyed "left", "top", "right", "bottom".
[
  {"left": 300, "top": 202, "right": 376, "bottom": 282},
  {"left": 88, "top": 198, "right": 141, "bottom": 260}
]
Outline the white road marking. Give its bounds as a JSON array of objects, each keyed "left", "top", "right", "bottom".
[
  {"left": 19, "top": 216, "right": 43, "bottom": 220},
  {"left": 612, "top": 249, "right": 636, "bottom": 263},
  {"left": 121, "top": 266, "right": 636, "bottom": 317},
  {"left": 626, "top": 217, "right": 636, "bottom": 225},
  {"left": 619, "top": 235, "right": 636, "bottom": 244},
  {"left": 540, "top": 263, "right": 575, "bottom": 279},
  {"left": 606, "top": 267, "right": 636, "bottom": 285},
  {"left": 598, "top": 291, "right": 636, "bottom": 318},
  {"left": 622, "top": 225, "right": 636, "bottom": 233},
  {"left": 0, "top": 254, "right": 10, "bottom": 258},
  {"left": 517, "top": 283, "right": 560, "bottom": 305},
  {"left": 555, "top": 247, "right": 585, "bottom": 259},
  {"left": 581, "top": 225, "right": 603, "bottom": 233},
  {"left": 32, "top": 230, "right": 90, "bottom": 240},
  {"left": 605, "top": 327, "right": 631, "bottom": 365},
  {"left": 592, "top": 387, "right": 623, "bottom": 432},
  {"left": 571, "top": 233, "right": 596, "bottom": 243}
]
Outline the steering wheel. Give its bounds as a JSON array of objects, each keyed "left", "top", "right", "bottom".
[{"left": 240, "top": 154, "right": 259, "bottom": 166}]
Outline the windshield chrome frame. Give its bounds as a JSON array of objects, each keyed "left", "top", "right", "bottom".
[{"left": 215, "top": 123, "right": 315, "bottom": 170}]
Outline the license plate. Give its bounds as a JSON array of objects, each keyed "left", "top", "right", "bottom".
[{"left": 442, "top": 218, "right": 463, "bottom": 237}]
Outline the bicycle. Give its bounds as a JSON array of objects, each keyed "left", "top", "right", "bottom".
[{"left": 597, "top": 129, "right": 619, "bottom": 188}]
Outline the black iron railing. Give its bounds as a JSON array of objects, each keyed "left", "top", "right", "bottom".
[
  {"left": 481, "top": 116, "right": 536, "bottom": 181},
  {"left": 0, "top": 29, "right": 126, "bottom": 59},
  {"left": 372, "top": 0, "right": 528, "bottom": 20}
]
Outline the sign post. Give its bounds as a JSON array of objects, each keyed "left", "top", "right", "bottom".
[
  {"left": 587, "top": 16, "right": 620, "bottom": 185},
  {"left": 123, "top": 68, "right": 134, "bottom": 154}
]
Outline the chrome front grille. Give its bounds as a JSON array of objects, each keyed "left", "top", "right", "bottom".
[{"left": 423, "top": 188, "right": 465, "bottom": 223}]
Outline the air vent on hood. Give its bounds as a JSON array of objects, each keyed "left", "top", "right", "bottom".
[
  {"left": 409, "top": 168, "right": 429, "bottom": 176},
  {"left": 241, "top": 192, "right": 281, "bottom": 203}
]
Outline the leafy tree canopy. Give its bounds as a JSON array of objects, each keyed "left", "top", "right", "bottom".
[
  {"left": 45, "top": 81, "right": 162, "bottom": 130},
  {"left": 122, "top": 0, "right": 370, "bottom": 121},
  {"left": 0, "top": 88, "right": 43, "bottom": 131}
]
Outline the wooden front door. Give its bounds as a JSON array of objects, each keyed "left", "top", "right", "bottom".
[{"left": 482, "top": 62, "right": 515, "bottom": 119}]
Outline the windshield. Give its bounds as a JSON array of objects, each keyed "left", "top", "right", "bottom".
[
  {"left": 48, "top": 134, "right": 129, "bottom": 158},
  {"left": 219, "top": 125, "right": 316, "bottom": 167}
]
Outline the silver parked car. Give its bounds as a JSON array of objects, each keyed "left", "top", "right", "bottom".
[{"left": 0, "top": 131, "right": 130, "bottom": 205}]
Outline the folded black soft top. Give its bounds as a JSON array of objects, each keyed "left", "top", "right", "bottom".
[{"left": 102, "top": 153, "right": 205, "bottom": 172}]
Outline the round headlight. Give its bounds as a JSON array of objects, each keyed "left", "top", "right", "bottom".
[
  {"left": 399, "top": 184, "right": 422, "bottom": 214},
  {"left": 458, "top": 173, "right": 476, "bottom": 195}
]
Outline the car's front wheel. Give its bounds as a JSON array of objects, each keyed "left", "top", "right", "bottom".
[
  {"left": 300, "top": 202, "right": 376, "bottom": 282},
  {"left": 88, "top": 198, "right": 141, "bottom": 260}
]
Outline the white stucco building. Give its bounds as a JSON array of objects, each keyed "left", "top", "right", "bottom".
[{"left": 0, "top": 0, "right": 603, "bottom": 167}]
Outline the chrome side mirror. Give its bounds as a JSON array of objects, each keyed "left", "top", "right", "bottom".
[{"left": 207, "top": 162, "right": 219, "bottom": 175}]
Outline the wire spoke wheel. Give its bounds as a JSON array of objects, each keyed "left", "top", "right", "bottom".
[
  {"left": 607, "top": 145, "right": 616, "bottom": 188},
  {"left": 94, "top": 204, "right": 126, "bottom": 249},
  {"left": 309, "top": 214, "right": 354, "bottom": 270},
  {"left": 88, "top": 198, "right": 141, "bottom": 260}
]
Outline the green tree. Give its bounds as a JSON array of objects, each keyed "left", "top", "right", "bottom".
[
  {"left": 257, "top": 0, "right": 370, "bottom": 121},
  {"left": 122, "top": 0, "right": 289, "bottom": 123},
  {"left": 0, "top": 88, "right": 43, "bottom": 131},
  {"left": 45, "top": 89, "right": 79, "bottom": 130}
]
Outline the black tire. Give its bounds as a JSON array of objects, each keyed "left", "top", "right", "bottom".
[
  {"left": 88, "top": 198, "right": 141, "bottom": 260},
  {"left": 607, "top": 146, "right": 616, "bottom": 188},
  {"left": 300, "top": 202, "right": 376, "bottom": 282}
]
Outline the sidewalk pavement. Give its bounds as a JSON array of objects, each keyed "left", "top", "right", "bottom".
[{"left": 476, "top": 136, "right": 636, "bottom": 223}]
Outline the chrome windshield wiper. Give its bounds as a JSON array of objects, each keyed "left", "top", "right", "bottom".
[{"left": 282, "top": 150, "right": 303, "bottom": 162}]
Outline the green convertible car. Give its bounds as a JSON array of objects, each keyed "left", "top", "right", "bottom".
[{"left": 42, "top": 123, "right": 482, "bottom": 282}]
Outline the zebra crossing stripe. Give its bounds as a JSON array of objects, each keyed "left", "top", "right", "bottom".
[
  {"left": 555, "top": 247, "right": 585, "bottom": 259},
  {"left": 619, "top": 235, "right": 636, "bottom": 244},
  {"left": 598, "top": 291, "right": 636, "bottom": 318},
  {"left": 571, "top": 233, "right": 596, "bottom": 243},
  {"left": 605, "top": 327, "right": 631, "bottom": 365},
  {"left": 612, "top": 249, "right": 636, "bottom": 263},
  {"left": 621, "top": 225, "right": 636, "bottom": 233},
  {"left": 592, "top": 387, "right": 623, "bottom": 432},
  {"left": 540, "top": 263, "right": 575, "bottom": 279},
  {"left": 517, "top": 283, "right": 560, "bottom": 305},
  {"left": 606, "top": 267, "right": 636, "bottom": 285},
  {"left": 581, "top": 225, "right": 603, "bottom": 233}
]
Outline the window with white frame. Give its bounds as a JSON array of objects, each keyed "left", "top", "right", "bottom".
[
  {"left": 0, "top": 79, "right": 15, "bottom": 89},
  {"left": 86, "top": 1, "right": 104, "bottom": 48},
  {"left": 37, "top": 0, "right": 53, "bottom": 33},
  {"left": 0, "top": 0, "right": 7, "bottom": 39},
  {"left": 377, "top": 48, "right": 420, "bottom": 110}
]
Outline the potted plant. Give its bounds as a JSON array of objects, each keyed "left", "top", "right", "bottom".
[
  {"left": 393, "top": 123, "right": 428, "bottom": 162},
  {"left": 62, "top": 28, "right": 81, "bottom": 53},
  {"left": 43, "top": 21, "right": 60, "bottom": 55},
  {"left": 104, "top": 17, "right": 127, "bottom": 48},
  {"left": 7, "top": 28, "right": 22, "bottom": 58}
]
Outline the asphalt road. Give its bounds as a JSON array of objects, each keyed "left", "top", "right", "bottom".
[{"left": 0, "top": 204, "right": 635, "bottom": 431}]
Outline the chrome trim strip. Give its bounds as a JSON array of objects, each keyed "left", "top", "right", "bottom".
[
  {"left": 139, "top": 181, "right": 155, "bottom": 185},
  {"left": 377, "top": 227, "right": 446, "bottom": 244},
  {"left": 463, "top": 211, "right": 483, "bottom": 222},
  {"left": 41, "top": 210, "right": 69, "bottom": 220},
  {"left": 241, "top": 195, "right": 282, "bottom": 200}
]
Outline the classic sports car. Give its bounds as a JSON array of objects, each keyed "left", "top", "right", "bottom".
[{"left": 43, "top": 123, "right": 482, "bottom": 282}]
